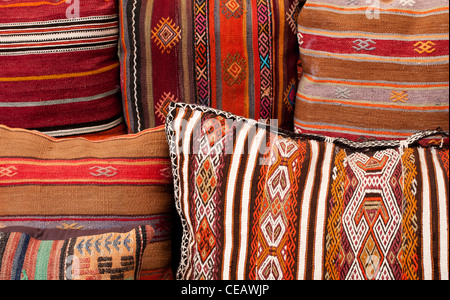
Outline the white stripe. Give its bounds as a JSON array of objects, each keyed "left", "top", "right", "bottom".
[
  {"left": 297, "top": 140, "right": 320, "bottom": 279},
  {"left": 222, "top": 123, "right": 252, "bottom": 280},
  {"left": 43, "top": 116, "right": 123, "bottom": 137},
  {"left": 236, "top": 128, "right": 266, "bottom": 279},
  {"left": 0, "top": 28, "right": 118, "bottom": 43},
  {"left": 418, "top": 148, "right": 433, "bottom": 280},
  {"left": 432, "top": 149, "right": 449, "bottom": 280},
  {"left": 313, "top": 142, "right": 334, "bottom": 280},
  {"left": 180, "top": 110, "right": 201, "bottom": 279}
]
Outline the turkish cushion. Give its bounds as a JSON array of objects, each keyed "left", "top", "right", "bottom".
[
  {"left": 118, "top": 0, "right": 301, "bottom": 132},
  {"left": 294, "top": 0, "right": 449, "bottom": 141},
  {"left": 0, "top": 0, "right": 124, "bottom": 137},
  {"left": 0, "top": 125, "right": 174, "bottom": 280},
  {"left": 0, "top": 225, "right": 154, "bottom": 280},
  {"left": 166, "top": 102, "right": 449, "bottom": 280}
]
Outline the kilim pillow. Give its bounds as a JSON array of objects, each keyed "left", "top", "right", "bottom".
[
  {"left": 0, "top": 125, "right": 174, "bottom": 280},
  {"left": 294, "top": 0, "right": 449, "bottom": 141},
  {"left": 118, "top": 0, "right": 301, "bottom": 132},
  {"left": 166, "top": 102, "right": 449, "bottom": 280},
  {"left": 0, "top": 0, "right": 124, "bottom": 137},
  {"left": 0, "top": 225, "right": 154, "bottom": 280}
]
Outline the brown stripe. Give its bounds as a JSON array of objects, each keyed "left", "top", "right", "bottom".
[
  {"left": 142, "top": 240, "right": 172, "bottom": 270},
  {"left": 294, "top": 101, "right": 450, "bottom": 131},
  {"left": 298, "top": 9, "right": 449, "bottom": 35},
  {"left": 301, "top": 54, "right": 449, "bottom": 83},
  {"left": 425, "top": 149, "right": 441, "bottom": 279},
  {"left": 0, "top": 185, "right": 173, "bottom": 216},
  {"left": 304, "top": 141, "right": 326, "bottom": 280},
  {"left": 0, "top": 126, "right": 169, "bottom": 159}
]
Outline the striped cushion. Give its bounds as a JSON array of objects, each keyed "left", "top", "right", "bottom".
[
  {"left": 166, "top": 102, "right": 449, "bottom": 280},
  {"left": 294, "top": 0, "right": 449, "bottom": 141},
  {"left": 119, "top": 0, "right": 301, "bottom": 132},
  {"left": 0, "top": 125, "right": 174, "bottom": 280},
  {"left": 0, "top": 225, "right": 153, "bottom": 280},
  {"left": 0, "top": 0, "right": 124, "bottom": 137}
]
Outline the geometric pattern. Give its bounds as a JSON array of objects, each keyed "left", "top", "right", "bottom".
[
  {"left": 223, "top": 52, "right": 247, "bottom": 87},
  {"left": 151, "top": 17, "right": 181, "bottom": 54},
  {"left": 342, "top": 149, "right": 403, "bottom": 280},
  {"left": 167, "top": 101, "right": 450, "bottom": 281},
  {"left": 220, "top": 0, "right": 245, "bottom": 19}
]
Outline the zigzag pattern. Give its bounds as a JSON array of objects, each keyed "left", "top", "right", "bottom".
[
  {"left": 401, "top": 148, "right": 419, "bottom": 280},
  {"left": 75, "top": 233, "right": 133, "bottom": 255},
  {"left": 256, "top": 0, "right": 273, "bottom": 120},
  {"left": 325, "top": 149, "right": 347, "bottom": 280},
  {"left": 194, "top": 0, "right": 211, "bottom": 106}
]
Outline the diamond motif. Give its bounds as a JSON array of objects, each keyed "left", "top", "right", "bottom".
[
  {"left": 221, "top": 0, "right": 244, "bottom": 19},
  {"left": 223, "top": 52, "right": 247, "bottom": 86},
  {"left": 196, "top": 158, "right": 218, "bottom": 205},
  {"left": 155, "top": 92, "right": 179, "bottom": 122},
  {"left": 196, "top": 217, "right": 216, "bottom": 263},
  {"left": 151, "top": 17, "right": 181, "bottom": 54}
]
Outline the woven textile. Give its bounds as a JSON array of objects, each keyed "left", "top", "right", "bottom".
[
  {"left": 0, "top": 0, "right": 124, "bottom": 137},
  {"left": 166, "top": 102, "right": 449, "bottom": 280},
  {"left": 0, "top": 125, "right": 174, "bottom": 280},
  {"left": 0, "top": 225, "right": 153, "bottom": 280},
  {"left": 119, "top": 0, "right": 300, "bottom": 132},
  {"left": 294, "top": 0, "right": 449, "bottom": 141}
]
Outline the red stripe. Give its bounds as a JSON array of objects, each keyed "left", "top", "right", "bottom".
[
  {"left": 301, "top": 33, "right": 449, "bottom": 57},
  {"left": 0, "top": 159, "right": 172, "bottom": 186}
]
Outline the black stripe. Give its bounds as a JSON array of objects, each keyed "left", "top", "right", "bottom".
[
  {"left": 32, "top": 113, "right": 123, "bottom": 134},
  {"left": 0, "top": 233, "right": 11, "bottom": 273},
  {"left": 0, "top": 40, "right": 117, "bottom": 53},
  {"left": 0, "top": 27, "right": 118, "bottom": 41}
]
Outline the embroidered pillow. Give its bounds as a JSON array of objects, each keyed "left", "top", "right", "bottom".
[
  {"left": 118, "top": 0, "right": 301, "bottom": 132},
  {"left": 0, "top": 0, "right": 124, "bottom": 137},
  {"left": 294, "top": 0, "right": 449, "bottom": 141},
  {"left": 166, "top": 102, "right": 449, "bottom": 280},
  {"left": 0, "top": 225, "right": 154, "bottom": 280},
  {"left": 0, "top": 125, "right": 174, "bottom": 280}
]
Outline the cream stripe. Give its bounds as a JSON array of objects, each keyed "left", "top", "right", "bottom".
[
  {"left": 0, "top": 28, "right": 118, "bottom": 43},
  {"left": 431, "top": 149, "right": 449, "bottom": 280},
  {"left": 313, "top": 142, "right": 334, "bottom": 280},
  {"left": 237, "top": 128, "right": 266, "bottom": 279},
  {"left": 223, "top": 122, "right": 252, "bottom": 280},
  {"left": 297, "top": 140, "right": 319, "bottom": 279},
  {"left": 418, "top": 148, "right": 433, "bottom": 280},
  {"left": 180, "top": 109, "right": 201, "bottom": 279}
]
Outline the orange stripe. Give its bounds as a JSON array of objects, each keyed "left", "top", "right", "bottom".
[
  {"left": 301, "top": 48, "right": 449, "bottom": 64},
  {"left": 0, "top": 62, "right": 119, "bottom": 82},
  {"left": 297, "top": 93, "right": 450, "bottom": 111},
  {"left": 303, "top": 74, "right": 449, "bottom": 89},
  {"left": 0, "top": 0, "right": 66, "bottom": 8},
  {"left": 294, "top": 120, "right": 412, "bottom": 137},
  {"left": 306, "top": 3, "right": 449, "bottom": 15}
]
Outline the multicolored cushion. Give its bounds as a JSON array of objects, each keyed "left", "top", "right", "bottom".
[
  {"left": 119, "top": 0, "right": 301, "bottom": 132},
  {"left": 294, "top": 0, "right": 449, "bottom": 141},
  {"left": 0, "top": 0, "right": 124, "bottom": 137},
  {"left": 166, "top": 102, "right": 449, "bottom": 280},
  {"left": 0, "top": 125, "right": 174, "bottom": 280},
  {"left": 0, "top": 225, "right": 154, "bottom": 280}
]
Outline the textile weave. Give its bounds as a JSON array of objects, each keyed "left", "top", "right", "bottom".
[
  {"left": 0, "top": 225, "right": 153, "bottom": 280},
  {"left": 0, "top": 0, "right": 124, "bottom": 137},
  {"left": 119, "top": 0, "right": 300, "bottom": 132},
  {"left": 294, "top": 0, "right": 449, "bottom": 141},
  {"left": 166, "top": 102, "right": 449, "bottom": 280},
  {"left": 0, "top": 124, "right": 174, "bottom": 280}
]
